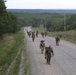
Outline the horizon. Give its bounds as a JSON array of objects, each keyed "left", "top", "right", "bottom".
[{"left": 8, "top": 8, "right": 76, "bottom": 10}]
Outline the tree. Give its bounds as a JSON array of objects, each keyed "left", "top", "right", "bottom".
[
  {"left": 6, "top": 12, "right": 20, "bottom": 33},
  {"left": 0, "top": 0, "right": 6, "bottom": 14},
  {"left": 66, "top": 14, "right": 76, "bottom": 30},
  {"left": 0, "top": 0, "right": 6, "bottom": 35},
  {"left": 0, "top": 0, "right": 20, "bottom": 36}
]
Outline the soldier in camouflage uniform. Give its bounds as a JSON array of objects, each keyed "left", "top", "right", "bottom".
[
  {"left": 39, "top": 40, "right": 45, "bottom": 54},
  {"left": 45, "top": 46, "right": 54, "bottom": 65},
  {"left": 32, "top": 32, "right": 35, "bottom": 42},
  {"left": 55, "top": 36, "right": 60, "bottom": 46}
]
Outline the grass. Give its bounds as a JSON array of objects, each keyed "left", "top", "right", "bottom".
[
  {"left": 48, "top": 30, "right": 76, "bottom": 44},
  {"left": 32, "top": 27, "right": 46, "bottom": 33},
  {"left": 0, "top": 28, "right": 24, "bottom": 75},
  {"left": 8, "top": 52, "right": 21, "bottom": 75},
  {"left": 6, "top": 28, "right": 31, "bottom": 75},
  {"left": 33, "top": 27, "right": 76, "bottom": 44},
  {"left": 23, "top": 38, "right": 31, "bottom": 75}
]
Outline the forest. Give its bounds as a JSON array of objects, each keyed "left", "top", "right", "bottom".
[
  {"left": 14, "top": 12, "right": 76, "bottom": 32},
  {"left": 0, "top": 0, "right": 20, "bottom": 36}
]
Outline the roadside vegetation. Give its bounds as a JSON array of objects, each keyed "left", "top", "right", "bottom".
[
  {"left": 48, "top": 30, "right": 76, "bottom": 44},
  {"left": 0, "top": 29, "right": 23, "bottom": 75},
  {"left": 0, "top": 0, "right": 20, "bottom": 36},
  {"left": 0, "top": 28, "right": 31, "bottom": 75},
  {"left": 0, "top": 1, "right": 30, "bottom": 75},
  {"left": 23, "top": 38, "right": 31, "bottom": 75}
]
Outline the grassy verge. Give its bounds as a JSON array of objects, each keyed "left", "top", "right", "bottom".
[
  {"left": 6, "top": 27, "right": 31, "bottom": 75},
  {"left": 48, "top": 30, "right": 76, "bottom": 44},
  {"left": 8, "top": 51, "right": 21, "bottom": 75},
  {"left": 23, "top": 38, "right": 31, "bottom": 75},
  {"left": 33, "top": 27, "right": 76, "bottom": 44},
  {"left": 0, "top": 28, "right": 24, "bottom": 75}
]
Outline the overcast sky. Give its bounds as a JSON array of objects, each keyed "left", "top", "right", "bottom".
[{"left": 5, "top": 0, "right": 76, "bottom": 9}]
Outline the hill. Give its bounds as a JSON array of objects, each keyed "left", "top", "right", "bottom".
[{"left": 7, "top": 9, "right": 76, "bottom": 14}]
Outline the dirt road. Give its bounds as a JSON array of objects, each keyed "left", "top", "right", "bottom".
[{"left": 24, "top": 27, "right": 76, "bottom": 75}]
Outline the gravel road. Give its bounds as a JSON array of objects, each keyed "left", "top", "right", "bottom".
[{"left": 24, "top": 27, "right": 76, "bottom": 75}]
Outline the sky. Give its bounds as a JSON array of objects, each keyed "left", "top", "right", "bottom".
[{"left": 5, "top": 0, "right": 76, "bottom": 9}]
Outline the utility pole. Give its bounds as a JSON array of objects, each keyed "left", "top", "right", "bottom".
[{"left": 64, "top": 12, "right": 66, "bottom": 31}]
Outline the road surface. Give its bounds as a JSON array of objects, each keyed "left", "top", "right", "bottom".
[{"left": 24, "top": 27, "right": 76, "bottom": 75}]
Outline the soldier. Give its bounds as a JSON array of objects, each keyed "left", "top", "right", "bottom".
[
  {"left": 41, "top": 32, "right": 45, "bottom": 38},
  {"left": 36, "top": 31, "right": 39, "bottom": 37},
  {"left": 45, "top": 31, "right": 47, "bottom": 37},
  {"left": 28, "top": 31, "right": 31, "bottom": 38},
  {"left": 55, "top": 36, "right": 60, "bottom": 46},
  {"left": 32, "top": 32, "right": 35, "bottom": 42},
  {"left": 45, "top": 46, "right": 54, "bottom": 65},
  {"left": 39, "top": 40, "right": 45, "bottom": 54}
]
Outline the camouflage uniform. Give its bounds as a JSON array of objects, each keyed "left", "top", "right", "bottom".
[
  {"left": 45, "top": 46, "right": 54, "bottom": 65},
  {"left": 55, "top": 36, "right": 60, "bottom": 46},
  {"left": 32, "top": 32, "right": 35, "bottom": 42},
  {"left": 40, "top": 40, "right": 45, "bottom": 54},
  {"left": 36, "top": 31, "right": 38, "bottom": 37},
  {"left": 41, "top": 32, "right": 45, "bottom": 38}
]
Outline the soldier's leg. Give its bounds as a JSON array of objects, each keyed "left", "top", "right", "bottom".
[
  {"left": 33, "top": 37, "right": 35, "bottom": 42},
  {"left": 48, "top": 56, "right": 51, "bottom": 65},
  {"left": 42, "top": 47, "right": 44, "bottom": 54},
  {"left": 56, "top": 41, "right": 59, "bottom": 46},
  {"left": 45, "top": 54, "right": 48, "bottom": 63},
  {"left": 47, "top": 55, "right": 49, "bottom": 64},
  {"left": 41, "top": 47, "right": 43, "bottom": 54},
  {"left": 33, "top": 38, "right": 34, "bottom": 42},
  {"left": 57, "top": 41, "right": 59, "bottom": 46}
]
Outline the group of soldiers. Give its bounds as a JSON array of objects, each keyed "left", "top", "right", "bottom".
[
  {"left": 39, "top": 40, "right": 54, "bottom": 65},
  {"left": 41, "top": 31, "right": 47, "bottom": 37},
  {"left": 27, "top": 30, "right": 38, "bottom": 42},
  {"left": 39, "top": 35, "right": 60, "bottom": 65},
  {"left": 26, "top": 29, "right": 60, "bottom": 65},
  {"left": 27, "top": 30, "right": 48, "bottom": 41}
]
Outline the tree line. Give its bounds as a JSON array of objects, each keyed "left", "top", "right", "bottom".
[
  {"left": 15, "top": 12, "right": 76, "bottom": 31},
  {"left": 0, "top": 0, "right": 20, "bottom": 36}
]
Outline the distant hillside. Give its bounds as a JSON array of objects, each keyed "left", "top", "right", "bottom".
[{"left": 7, "top": 9, "right": 76, "bottom": 14}]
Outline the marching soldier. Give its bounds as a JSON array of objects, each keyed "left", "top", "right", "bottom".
[
  {"left": 39, "top": 40, "right": 45, "bottom": 54},
  {"left": 45, "top": 46, "right": 54, "bottom": 65},
  {"left": 55, "top": 36, "right": 60, "bottom": 46},
  {"left": 41, "top": 32, "right": 45, "bottom": 38},
  {"left": 36, "top": 31, "right": 39, "bottom": 37},
  {"left": 45, "top": 31, "right": 47, "bottom": 37},
  {"left": 32, "top": 32, "right": 35, "bottom": 42}
]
